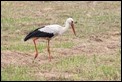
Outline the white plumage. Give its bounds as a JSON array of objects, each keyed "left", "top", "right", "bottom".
[{"left": 39, "top": 24, "right": 62, "bottom": 35}]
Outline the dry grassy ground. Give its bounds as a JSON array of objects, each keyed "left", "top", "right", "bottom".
[{"left": 1, "top": 1, "right": 121, "bottom": 81}]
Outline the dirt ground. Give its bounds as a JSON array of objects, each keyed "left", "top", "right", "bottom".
[{"left": 1, "top": 29, "right": 121, "bottom": 68}]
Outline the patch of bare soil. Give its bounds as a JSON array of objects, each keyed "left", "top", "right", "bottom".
[
  {"left": 33, "top": 72, "right": 75, "bottom": 80},
  {"left": 1, "top": 50, "right": 51, "bottom": 68},
  {"left": 55, "top": 31, "right": 120, "bottom": 57},
  {"left": 71, "top": 31, "right": 121, "bottom": 55}
]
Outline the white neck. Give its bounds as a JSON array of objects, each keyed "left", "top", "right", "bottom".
[{"left": 60, "top": 22, "right": 71, "bottom": 35}]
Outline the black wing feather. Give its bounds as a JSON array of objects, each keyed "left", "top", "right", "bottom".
[{"left": 24, "top": 26, "right": 54, "bottom": 41}]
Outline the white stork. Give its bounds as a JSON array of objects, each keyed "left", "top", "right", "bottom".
[{"left": 24, "top": 18, "right": 76, "bottom": 61}]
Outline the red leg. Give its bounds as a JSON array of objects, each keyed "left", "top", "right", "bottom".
[
  {"left": 47, "top": 39, "right": 51, "bottom": 61},
  {"left": 33, "top": 38, "right": 38, "bottom": 60}
]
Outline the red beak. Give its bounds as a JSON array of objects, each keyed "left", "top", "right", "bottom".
[{"left": 71, "top": 21, "right": 76, "bottom": 36}]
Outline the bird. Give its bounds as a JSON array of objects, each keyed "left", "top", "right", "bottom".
[{"left": 24, "top": 18, "right": 76, "bottom": 61}]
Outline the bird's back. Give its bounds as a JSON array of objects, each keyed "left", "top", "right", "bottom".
[{"left": 39, "top": 24, "right": 62, "bottom": 35}]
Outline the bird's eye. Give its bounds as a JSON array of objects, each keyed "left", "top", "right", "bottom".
[{"left": 71, "top": 21, "right": 73, "bottom": 24}]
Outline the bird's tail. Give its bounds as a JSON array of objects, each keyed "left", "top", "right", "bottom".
[
  {"left": 24, "top": 33, "right": 32, "bottom": 41},
  {"left": 24, "top": 27, "right": 43, "bottom": 41},
  {"left": 24, "top": 30, "right": 37, "bottom": 41}
]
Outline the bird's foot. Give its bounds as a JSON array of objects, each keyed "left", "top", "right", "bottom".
[
  {"left": 32, "top": 57, "right": 37, "bottom": 63},
  {"left": 32, "top": 59, "right": 35, "bottom": 63},
  {"left": 32, "top": 53, "right": 38, "bottom": 63}
]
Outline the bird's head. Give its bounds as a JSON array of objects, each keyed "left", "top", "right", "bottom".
[{"left": 66, "top": 18, "right": 76, "bottom": 36}]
